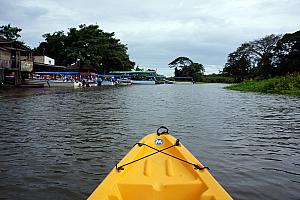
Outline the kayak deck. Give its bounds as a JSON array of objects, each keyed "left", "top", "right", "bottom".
[{"left": 88, "top": 133, "right": 232, "bottom": 200}]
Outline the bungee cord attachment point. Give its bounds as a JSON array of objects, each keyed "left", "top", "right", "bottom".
[{"left": 115, "top": 129, "right": 209, "bottom": 172}]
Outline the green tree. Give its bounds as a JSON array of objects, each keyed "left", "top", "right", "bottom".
[
  {"left": 223, "top": 43, "right": 252, "bottom": 81},
  {"left": 34, "top": 24, "right": 135, "bottom": 73},
  {"left": 249, "top": 34, "right": 281, "bottom": 78},
  {"left": 182, "top": 63, "right": 205, "bottom": 80},
  {"left": 168, "top": 56, "right": 194, "bottom": 68},
  {"left": 273, "top": 30, "right": 300, "bottom": 75},
  {"left": 0, "top": 24, "right": 22, "bottom": 40},
  {"left": 223, "top": 34, "right": 281, "bottom": 80},
  {"left": 169, "top": 57, "right": 204, "bottom": 79},
  {"left": 34, "top": 31, "right": 66, "bottom": 65}
]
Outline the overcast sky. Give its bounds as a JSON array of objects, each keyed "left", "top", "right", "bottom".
[{"left": 1, "top": 0, "right": 299, "bottom": 76}]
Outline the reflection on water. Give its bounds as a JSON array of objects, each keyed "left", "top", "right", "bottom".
[{"left": 0, "top": 84, "right": 299, "bottom": 199}]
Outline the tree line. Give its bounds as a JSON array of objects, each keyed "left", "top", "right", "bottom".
[
  {"left": 2, "top": 24, "right": 299, "bottom": 81},
  {"left": 0, "top": 24, "right": 135, "bottom": 73},
  {"left": 168, "top": 56, "right": 205, "bottom": 81},
  {"left": 222, "top": 30, "right": 300, "bottom": 81}
]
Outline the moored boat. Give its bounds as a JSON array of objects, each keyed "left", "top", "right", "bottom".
[
  {"left": 31, "top": 72, "right": 82, "bottom": 88},
  {"left": 155, "top": 80, "right": 165, "bottom": 84},
  {"left": 117, "top": 78, "right": 133, "bottom": 85},
  {"left": 165, "top": 80, "right": 174, "bottom": 84},
  {"left": 88, "top": 127, "right": 233, "bottom": 200},
  {"left": 85, "top": 80, "right": 98, "bottom": 87},
  {"left": 132, "top": 80, "right": 156, "bottom": 85},
  {"left": 46, "top": 80, "right": 76, "bottom": 87},
  {"left": 96, "top": 75, "right": 117, "bottom": 86}
]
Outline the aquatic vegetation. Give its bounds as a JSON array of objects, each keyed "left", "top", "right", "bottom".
[{"left": 226, "top": 73, "right": 300, "bottom": 95}]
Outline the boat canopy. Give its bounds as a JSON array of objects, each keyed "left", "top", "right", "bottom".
[
  {"left": 109, "top": 70, "right": 156, "bottom": 75},
  {"left": 33, "top": 72, "right": 80, "bottom": 75}
]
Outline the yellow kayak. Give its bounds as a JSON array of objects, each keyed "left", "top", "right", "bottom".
[{"left": 88, "top": 127, "right": 233, "bottom": 200}]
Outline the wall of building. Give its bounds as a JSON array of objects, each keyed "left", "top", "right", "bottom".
[
  {"left": 0, "top": 50, "right": 10, "bottom": 60},
  {"left": 0, "top": 49, "right": 11, "bottom": 60},
  {"left": 44, "top": 56, "right": 55, "bottom": 65},
  {"left": 34, "top": 56, "right": 55, "bottom": 65},
  {"left": 34, "top": 56, "right": 43, "bottom": 63},
  {"left": 0, "top": 42, "right": 33, "bottom": 85},
  {"left": 0, "top": 50, "right": 11, "bottom": 69}
]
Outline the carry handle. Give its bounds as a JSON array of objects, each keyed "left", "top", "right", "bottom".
[{"left": 157, "top": 126, "right": 169, "bottom": 136}]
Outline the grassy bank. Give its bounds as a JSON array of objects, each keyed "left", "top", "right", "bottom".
[{"left": 226, "top": 73, "right": 300, "bottom": 95}]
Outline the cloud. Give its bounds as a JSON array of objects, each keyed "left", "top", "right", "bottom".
[{"left": 1, "top": 0, "right": 299, "bottom": 75}]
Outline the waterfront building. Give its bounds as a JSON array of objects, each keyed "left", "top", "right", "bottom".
[
  {"left": 33, "top": 56, "right": 66, "bottom": 72},
  {"left": 34, "top": 56, "right": 55, "bottom": 65},
  {"left": 0, "top": 36, "right": 33, "bottom": 85}
]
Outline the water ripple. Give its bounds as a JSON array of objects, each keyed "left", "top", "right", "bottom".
[{"left": 0, "top": 84, "right": 300, "bottom": 200}]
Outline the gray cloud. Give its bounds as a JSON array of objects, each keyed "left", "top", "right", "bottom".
[
  {"left": 0, "top": 0, "right": 299, "bottom": 75},
  {"left": 0, "top": 1, "right": 49, "bottom": 23}
]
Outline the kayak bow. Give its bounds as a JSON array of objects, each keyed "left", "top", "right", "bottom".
[{"left": 88, "top": 127, "right": 233, "bottom": 200}]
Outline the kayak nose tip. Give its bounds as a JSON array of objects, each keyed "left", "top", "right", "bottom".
[
  {"left": 157, "top": 126, "right": 169, "bottom": 136},
  {"left": 153, "top": 183, "right": 164, "bottom": 191}
]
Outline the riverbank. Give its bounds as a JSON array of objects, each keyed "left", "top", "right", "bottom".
[{"left": 226, "top": 73, "right": 300, "bottom": 95}]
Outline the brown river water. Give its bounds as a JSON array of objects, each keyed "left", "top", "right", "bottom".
[{"left": 0, "top": 84, "right": 299, "bottom": 199}]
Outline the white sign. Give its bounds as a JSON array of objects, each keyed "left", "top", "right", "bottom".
[{"left": 21, "top": 61, "right": 33, "bottom": 72}]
